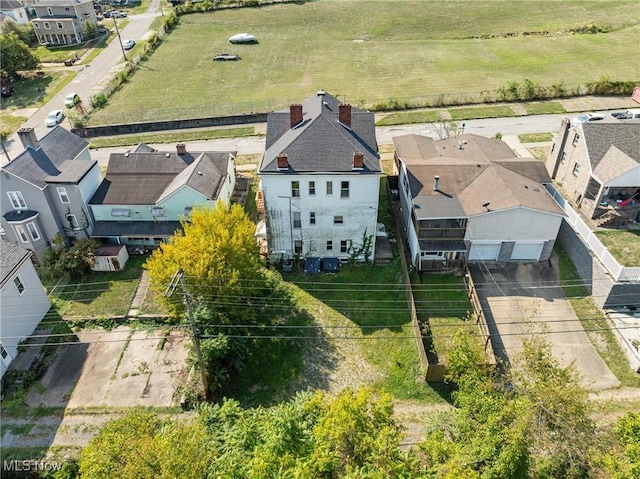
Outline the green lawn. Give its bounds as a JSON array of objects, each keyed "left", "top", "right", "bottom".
[
  {"left": 89, "top": 0, "right": 639, "bottom": 124},
  {"left": 594, "top": 229, "right": 640, "bottom": 267},
  {"left": 52, "top": 257, "right": 146, "bottom": 319},
  {"left": 449, "top": 105, "right": 517, "bottom": 120},
  {"left": 88, "top": 126, "right": 257, "bottom": 148}
]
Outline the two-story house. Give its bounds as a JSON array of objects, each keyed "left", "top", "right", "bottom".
[
  {"left": 546, "top": 120, "right": 640, "bottom": 224},
  {"left": 0, "top": 0, "right": 29, "bottom": 25},
  {"left": 257, "top": 91, "right": 382, "bottom": 262},
  {"left": 31, "top": 0, "right": 97, "bottom": 46},
  {"left": 1, "top": 127, "right": 101, "bottom": 261},
  {"left": 393, "top": 134, "right": 564, "bottom": 270},
  {"left": 0, "top": 239, "right": 51, "bottom": 378},
  {"left": 88, "top": 143, "right": 237, "bottom": 247}
]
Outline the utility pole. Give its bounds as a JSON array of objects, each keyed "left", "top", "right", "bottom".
[
  {"left": 165, "top": 268, "right": 211, "bottom": 401},
  {"left": 113, "top": 17, "right": 128, "bottom": 61}
]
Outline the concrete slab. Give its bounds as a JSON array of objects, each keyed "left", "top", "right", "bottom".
[{"left": 470, "top": 260, "right": 620, "bottom": 391}]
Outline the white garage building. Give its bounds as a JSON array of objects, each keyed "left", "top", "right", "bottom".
[{"left": 393, "top": 134, "right": 564, "bottom": 270}]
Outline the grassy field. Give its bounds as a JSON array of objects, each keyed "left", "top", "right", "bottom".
[
  {"left": 90, "top": 0, "right": 638, "bottom": 124},
  {"left": 594, "top": 229, "right": 640, "bottom": 267}
]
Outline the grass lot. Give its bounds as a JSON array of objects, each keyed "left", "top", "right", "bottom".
[
  {"left": 51, "top": 257, "right": 146, "bottom": 319},
  {"left": 0, "top": 70, "right": 75, "bottom": 111},
  {"left": 90, "top": 0, "right": 639, "bottom": 124},
  {"left": 555, "top": 243, "right": 640, "bottom": 388},
  {"left": 448, "top": 105, "right": 517, "bottom": 120},
  {"left": 411, "top": 273, "right": 478, "bottom": 364},
  {"left": 88, "top": 126, "right": 257, "bottom": 148},
  {"left": 519, "top": 133, "right": 554, "bottom": 143},
  {"left": 522, "top": 101, "right": 566, "bottom": 115},
  {"left": 594, "top": 229, "right": 640, "bottom": 267}
]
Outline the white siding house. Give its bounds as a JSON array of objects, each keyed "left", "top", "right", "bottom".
[
  {"left": 258, "top": 91, "right": 382, "bottom": 262},
  {"left": 0, "top": 240, "right": 51, "bottom": 378}
]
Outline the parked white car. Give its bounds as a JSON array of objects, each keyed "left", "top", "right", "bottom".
[
  {"left": 229, "top": 33, "right": 257, "bottom": 44},
  {"left": 121, "top": 39, "right": 135, "bottom": 50},
  {"left": 64, "top": 92, "right": 80, "bottom": 108},
  {"left": 570, "top": 112, "right": 605, "bottom": 126},
  {"left": 45, "top": 110, "right": 64, "bottom": 127}
]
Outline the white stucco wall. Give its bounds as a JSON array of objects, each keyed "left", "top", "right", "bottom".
[
  {"left": 0, "top": 260, "right": 51, "bottom": 377},
  {"left": 261, "top": 173, "right": 381, "bottom": 259}
]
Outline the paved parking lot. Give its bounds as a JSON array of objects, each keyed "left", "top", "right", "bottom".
[{"left": 469, "top": 260, "right": 620, "bottom": 391}]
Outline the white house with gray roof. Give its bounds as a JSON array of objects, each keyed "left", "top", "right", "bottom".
[
  {"left": 257, "top": 91, "right": 382, "bottom": 262},
  {"left": 0, "top": 239, "right": 51, "bottom": 378},
  {"left": 88, "top": 143, "right": 236, "bottom": 247},
  {"left": 546, "top": 120, "right": 640, "bottom": 224},
  {"left": 393, "top": 134, "right": 564, "bottom": 270},
  {"left": 1, "top": 127, "right": 100, "bottom": 261}
]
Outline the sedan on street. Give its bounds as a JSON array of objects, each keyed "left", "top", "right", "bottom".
[
  {"left": 121, "top": 39, "right": 135, "bottom": 50},
  {"left": 45, "top": 110, "right": 65, "bottom": 127}
]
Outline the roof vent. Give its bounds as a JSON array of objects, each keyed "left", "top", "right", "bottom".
[
  {"left": 317, "top": 89, "right": 326, "bottom": 96},
  {"left": 197, "top": 171, "right": 202, "bottom": 176},
  {"left": 124, "top": 152, "right": 129, "bottom": 157},
  {"left": 433, "top": 175, "right": 440, "bottom": 191},
  {"left": 166, "top": 153, "right": 170, "bottom": 158}
]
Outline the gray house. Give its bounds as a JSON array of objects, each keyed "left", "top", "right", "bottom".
[
  {"left": 30, "top": 0, "right": 97, "bottom": 46},
  {"left": 0, "top": 0, "right": 29, "bottom": 25},
  {"left": 1, "top": 127, "right": 101, "bottom": 261},
  {"left": 0, "top": 239, "right": 51, "bottom": 378}
]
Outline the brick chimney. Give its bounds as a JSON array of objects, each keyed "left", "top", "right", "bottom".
[
  {"left": 352, "top": 152, "right": 364, "bottom": 170},
  {"left": 339, "top": 104, "right": 352, "bottom": 127},
  {"left": 17, "top": 127, "right": 40, "bottom": 150},
  {"left": 277, "top": 153, "right": 289, "bottom": 170},
  {"left": 290, "top": 104, "right": 303, "bottom": 128},
  {"left": 176, "top": 143, "right": 186, "bottom": 155}
]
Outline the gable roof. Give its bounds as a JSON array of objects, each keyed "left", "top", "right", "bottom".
[
  {"left": 582, "top": 123, "right": 640, "bottom": 172},
  {"left": 0, "top": 0, "right": 24, "bottom": 9},
  {"left": 260, "top": 91, "right": 380, "bottom": 173},
  {"left": 394, "top": 134, "right": 562, "bottom": 217},
  {"left": 2, "top": 127, "right": 92, "bottom": 188},
  {"left": 89, "top": 148, "right": 234, "bottom": 205},
  {"left": 0, "top": 239, "right": 31, "bottom": 288}
]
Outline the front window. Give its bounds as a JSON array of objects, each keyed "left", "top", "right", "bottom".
[
  {"left": 47, "top": 7, "right": 53, "bottom": 15},
  {"left": 294, "top": 240, "right": 303, "bottom": 255},
  {"left": 7, "top": 191, "right": 26, "bottom": 210},
  {"left": 152, "top": 207, "right": 164, "bottom": 217},
  {"left": 34, "top": 22, "right": 39, "bottom": 28},
  {"left": 0, "top": 344, "right": 7, "bottom": 359},
  {"left": 44, "top": 22, "right": 50, "bottom": 29},
  {"left": 293, "top": 211, "right": 301, "bottom": 229},
  {"left": 341, "top": 181, "right": 349, "bottom": 198},
  {"left": 572, "top": 133, "right": 580, "bottom": 145},
  {"left": 326, "top": 181, "right": 333, "bottom": 195},
  {"left": 15, "top": 225, "right": 29, "bottom": 243},
  {"left": 340, "top": 240, "right": 349, "bottom": 253},
  {"left": 111, "top": 208, "right": 131, "bottom": 217},
  {"left": 326, "top": 240, "right": 333, "bottom": 251},
  {"left": 291, "top": 181, "right": 300, "bottom": 198},
  {"left": 560, "top": 151, "right": 566, "bottom": 163},
  {"left": 334, "top": 215, "right": 343, "bottom": 225},
  {"left": 13, "top": 276, "right": 25, "bottom": 295},
  {"left": 309, "top": 212, "right": 316, "bottom": 225},
  {"left": 309, "top": 181, "right": 315, "bottom": 195},
  {"left": 57, "top": 22, "right": 63, "bottom": 29},
  {"left": 26, "top": 222, "right": 40, "bottom": 241},
  {"left": 57, "top": 187, "right": 70, "bottom": 204}
]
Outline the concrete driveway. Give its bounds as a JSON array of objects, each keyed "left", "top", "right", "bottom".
[{"left": 469, "top": 258, "right": 620, "bottom": 391}]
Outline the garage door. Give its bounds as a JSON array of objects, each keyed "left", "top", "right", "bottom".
[
  {"left": 511, "top": 242, "right": 544, "bottom": 261},
  {"left": 469, "top": 243, "right": 500, "bottom": 261}
]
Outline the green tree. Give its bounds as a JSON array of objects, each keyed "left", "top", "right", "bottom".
[
  {"left": 0, "top": 128, "right": 12, "bottom": 163},
  {"left": 146, "top": 202, "right": 267, "bottom": 319},
  {"left": 82, "top": 20, "right": 97, "bottom": 40},
  {"left": 42, "top": 235, "right": 100, "bottom": 281},
  {"left": 600, "top": 412, "right": 640, "bottom": 479},
  {"left": 0, "top": 32, "right": 39, "bottom": 80},
  {"left": 1, "top": 18, "right": 37, "bottom": 47},
  {"left": 420, "top": 329, "right": 594, "bottom": 478}
]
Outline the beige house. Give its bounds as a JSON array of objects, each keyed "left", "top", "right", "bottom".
[
  {"left": 31, "top": 0, "right": 97, "bottom": 46},
  {"left": 546, "top": 120, "right": 640, "bottom": 224}
]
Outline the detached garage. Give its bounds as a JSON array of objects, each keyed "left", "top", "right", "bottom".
[
  {"left": 511, "top": 242, "right": 544, "bottom": 261},
  {"left": 469, "top": 243, "right": 501, "bottom": 261}
]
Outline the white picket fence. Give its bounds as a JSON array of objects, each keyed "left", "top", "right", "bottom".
[{"left": 545, "top": 184, "right": 640, "bottom": 282}]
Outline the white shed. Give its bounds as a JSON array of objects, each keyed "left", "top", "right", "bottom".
[{"left": 92, "top": 244, "right": 129, "bottom": 272}]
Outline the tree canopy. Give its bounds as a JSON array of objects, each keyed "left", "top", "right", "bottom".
[{"left": 0, "top": 32, "right": 39, "bottom": 80}]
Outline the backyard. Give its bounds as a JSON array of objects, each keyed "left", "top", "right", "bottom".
[
  {"left": 594, "top": 229, "right": 640, "bottom": 267},
  {"left": 89, "top": 0, "right": 638, "bottom": 124}
]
